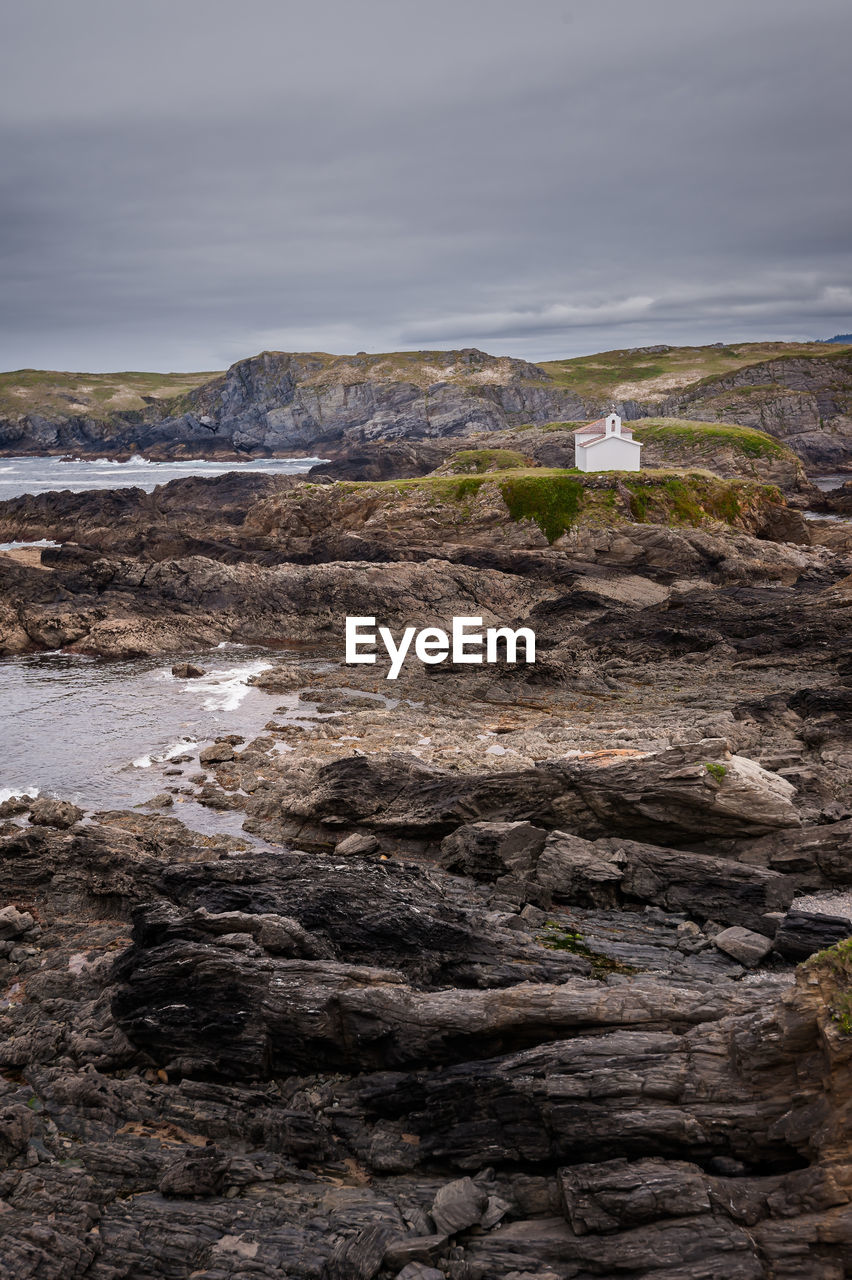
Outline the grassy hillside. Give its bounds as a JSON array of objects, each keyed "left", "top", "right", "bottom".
[
  {"left": 333, "top": 467, "right": 781, "bottom": 544},
  {"left": 630, "top": 417, "right": 791, "bottom": 460},
  {"left": 537, "top": 341, "right": 852, "bottom": 403},
  {"left": 0, "top": 369, "right": 223, "bottom": 420}
]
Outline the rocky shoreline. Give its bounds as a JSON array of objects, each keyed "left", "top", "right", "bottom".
[{"left": 1, "top": 461, "right": 852, "bottom": 1277}]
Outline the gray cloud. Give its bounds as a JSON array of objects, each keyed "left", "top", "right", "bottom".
[{"left": 1, "top": 0, "right": 851, "bottom": 371}]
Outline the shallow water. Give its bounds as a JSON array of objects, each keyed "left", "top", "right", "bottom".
[
  {"left": 0, "top": 454, "right": 323, "bottom": 501},
  {"left": 0, "top": 645, "right": 324, "bottom": 834},
  {"left": 810, "top": 473, "right": 852, "bottom": 492}
]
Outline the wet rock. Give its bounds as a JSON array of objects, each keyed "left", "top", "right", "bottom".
[
  {"left": 171, "top": 662, "right": 206, "bottom": 678},
  {"left": 27, "top": 797, "right": 83, "bottom": 828},
  {"left": 712, "top": 926, "right": 774, "bottom": 966},
  {"left": 199, "top": 742, "right": 235, "bottom": 764},
  {"left": 0, "top": 795, "right": 31, "bottom": 817}
]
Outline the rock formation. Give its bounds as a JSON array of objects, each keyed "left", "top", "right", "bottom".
[{"left": 0, "top": 458, "right": 851, "bottom": 1277}]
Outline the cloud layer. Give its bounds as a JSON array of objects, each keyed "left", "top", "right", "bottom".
[{"left": 1, "top": 0, "right": 850, "bottom": 371}]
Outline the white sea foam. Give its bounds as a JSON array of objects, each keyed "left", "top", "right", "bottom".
[
  {"left": 0, "top": 785, "right": 39, "bottom": 803},
  {"left": 197, "top": 660, "right": 273, "bottom": 711},
  {"left": 132, "top": 737, "right": 196, "bottom": 769},
  {"left": 0, "top": 539, "right": 61, "bottom": 551}
]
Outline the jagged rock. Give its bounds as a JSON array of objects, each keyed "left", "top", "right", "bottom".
[
  {"left": 0, "top": 905, "right": 36, "bottom": 940},
  {"left": 773, "top": 910, "right": 852, "bottom": 961},
  {"left": 439, "top": 822, "right": 546, "bottom": 880},
  {"left": 199, "top": 741, "right": 235, "bottom": 764},
  {"left": 383, "top": 1234, "right": 449, "bottom": 1269},
  {"left": 558, "top": 1158, "right": 711, "bottom": 1234},
  {"left": 534, "top": 831, "right": 624, "bottom": 907},
  {"left": 395, "top": 1267, "right": 445, "bottom": 1280},
  {"left": 27, "top": 797, "right": 83, "bottom": 828},
  {"left": 335, "top": 832, "right": 380, "bottom": 856},
  {"left": 430, "top": 1177, "right": 489, "bottom": 1235},
  {"left": 326, "top": 1224, "right": 398, "bottom": 1280},
  {"left": 712, "top": 926, "right": 774, "bottom": 966},
  {"left": 171, "top": 662, "right": 206, "bottom": 678},
  {"left": 158, "top": 1144, "right": 231, "bottom": 1197}
]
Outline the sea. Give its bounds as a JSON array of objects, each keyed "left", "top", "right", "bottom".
[
  {"left": 0, "top": 453, "right": 324, "bottom": 502},
  {"left": 0, "top": 453, "right": 325, "bottom": 828}
]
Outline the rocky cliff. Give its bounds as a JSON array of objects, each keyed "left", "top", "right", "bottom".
[
  {"left": 1, "top": 465, "right": 852, "bottom": 1275},
  {"left": 3, "top": 342, "right": 852, "bottom": 471}
]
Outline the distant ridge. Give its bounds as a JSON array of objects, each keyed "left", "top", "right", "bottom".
[{"left": 824, "top": 334, "right": 852, "bottom": 343}]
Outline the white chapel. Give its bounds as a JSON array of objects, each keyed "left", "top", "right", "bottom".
[{"left": 573, "top": 413, "right": 642, "bottom": 473}]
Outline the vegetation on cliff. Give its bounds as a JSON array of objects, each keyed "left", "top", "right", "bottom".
[
  {"left": 335, "top": 467, "right": 784, "bottom": 544},
  {"left": 537, "top": 340, "right": 852, "bottom": 402},
  {"left": 0, "top": 368, "right": 219, "bottom": 420}
]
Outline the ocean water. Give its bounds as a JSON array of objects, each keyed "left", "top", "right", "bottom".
[
  {"left": 0, "top": 645, "right": 332, "bottom": 835},
  {"left": 0, "top": 454, "right": 323, "bottom": 501}
]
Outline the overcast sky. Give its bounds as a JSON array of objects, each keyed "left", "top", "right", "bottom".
[{"left": 1, "top": 0, "right": 851, "bottom": 372}]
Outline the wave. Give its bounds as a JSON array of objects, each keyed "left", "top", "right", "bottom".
[
  {"left": 0, "top": 539, "right": 61, "bottom": 551},
  {"left": 197, "top": 660, "right": 273, "bottom": 712},
  {"left": 0, "top": 785, "right": 39, "bottom": 803},
  {"left": 132, "top": 737, "right": 196, "bottom": 769}
]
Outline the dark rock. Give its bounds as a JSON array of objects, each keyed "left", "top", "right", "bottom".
[
  {"left": 28, "top": 797, "right": 83, "bottom": 828},
  {"left": 712, "top": 925, "right": 774, "bottom": 966},
  {"left": 439, "top": 822, "right": 547, "bottom": 880},
  {"left": 773, "top": 909, "right": 852, "bottom": 961},
  {"left": 430, "top": 1177, "right": 489, "bottom": 1235},
  {"left": 199, "top": 742, "right": 235, "bottom": 764},
  {"left": 335, "top": 831, "right": 380, "bottom": 856},
  {"left": 558, "top": 1158, "right": 711, "bottom": 1234},
  {"left": 158, "top": 1143, "right": 231, "bottom": 1197},
  {"left": 383, "top": 1234, "right": 449, "bottom": 1269},
  {"left": 171, "top": 662, "right": 206, "bottom": 678}
]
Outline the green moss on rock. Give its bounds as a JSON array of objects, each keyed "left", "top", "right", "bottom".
[{"left": 498, "top": 473, "right": 585, "bottom": 543}]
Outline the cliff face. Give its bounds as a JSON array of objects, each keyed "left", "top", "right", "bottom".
[
  {"left": 2, "top": 345, "right": 851, "bottom": 469},
  {"left": 0, "top": 350, "right": 593, "bottom": 460},
  {"left": 659, "top": 353, "right": 852, "bottom": 469}
]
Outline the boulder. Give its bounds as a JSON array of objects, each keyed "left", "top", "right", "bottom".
[
  {"left": 430, "top": 1177, "right": 489, "bottom": 1235},
  {"left": 27, "top": 797, "right": 83, "bottom": 829},
  {"left": 712, "top": 926, "right": 774, "bottom": 967},
  {"left": 439, "top": 821, "right": 547, "bottom": 880},
  {"left": 171, "top": 662, "right": 206, "bottom": 678},
  {"left": 199, "top": 742, "right": 235, "bottom": 765},
  {"left": 0, "top": 905, "right": 36, "bottom": 941},
  {"left": 534, "top": 832, "right": 624, "bottom": 907},
  {"left": 335, "top": 831, "right": 380, "bottom": 856},
  {"left": 383, "top": 1234, "right": 449, "bottom": 1270}
]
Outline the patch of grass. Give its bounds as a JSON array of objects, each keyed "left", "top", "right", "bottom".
[
  {"left": 631, "top": 418, "right": 789, "bottom": 460},
  {"left": 335, "top": 467, "right": 778, "bottom": 536},
  {"left": 704, "top": 762, "right": 727, "bottom": 782},
  {"left": 445, "top": 448, "right": 528, "bottom": 473},
  {"left": 0, "top": 368, "right": 222, "bottom": 420},
  {"left": 803, "top": 937, "right": 852, "bottom": 1034},
  {"left": 498, "top": 472, "right": 585, "bottom": 543},
  {"left": 536, "top": 342, "right": 850, "bottom": 402},
  {"left": 540, "top": 923, "right": 637, "bottom": 980}
]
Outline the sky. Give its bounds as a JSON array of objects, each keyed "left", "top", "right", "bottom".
[{"left": 1, "top": 0, "right": 851, "bottom": 372}]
